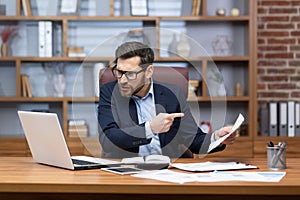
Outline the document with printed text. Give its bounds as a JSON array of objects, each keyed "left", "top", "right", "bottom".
[{"left": 208, "top": 113, "right": 244, "bottom": 153}]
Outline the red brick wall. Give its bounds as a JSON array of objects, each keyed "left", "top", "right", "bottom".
[{"left": 257, "top": 0, "right": 300, "bottom": 100}]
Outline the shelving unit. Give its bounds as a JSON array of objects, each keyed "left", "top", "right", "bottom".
[{"left": 0, "top": 0, "right": 257, "bottom": 157}]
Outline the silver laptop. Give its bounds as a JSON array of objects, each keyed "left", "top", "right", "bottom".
[{"left": 17, "top": 110, "right": 120, "bottom": 170}]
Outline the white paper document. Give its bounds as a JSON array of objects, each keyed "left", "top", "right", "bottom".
[
  {"left": 132, "top": 169, "right": 286, "bottom": 184},
  {"left": 208, "top": 113, "right": 245, "bottom": 153},
  {"left": 171, "top": 161, "right": 257, "bottom": 172}
]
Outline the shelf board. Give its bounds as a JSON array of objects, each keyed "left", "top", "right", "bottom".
[
  {"left": 188, "top": 96, "right": 249, "bottom": 102},
  {"left": 0, "top": 15, "right": 249, "bottom": 22},
  {"left": 160, "top": 15, "right": 250, "bottom": 21},
  {"left": 1, "top": 96, "right": 248, "bottom": 103},
  {"left": 155, "top": 56, "right": 250, "bottom": 62},
  {"left": 1, "top": 56, "right": 250, "bottom": 62},
  {"left": 0, "top": 97, "right": 97, "bottom": 102}
]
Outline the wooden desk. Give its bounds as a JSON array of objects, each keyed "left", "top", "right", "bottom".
[{"left": 0, "top": 157, "right": 299, "bottom": 200}]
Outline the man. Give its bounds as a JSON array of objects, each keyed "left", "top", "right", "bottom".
[{"left": 98, "top": 41, "right": 236, "bottom": 158}]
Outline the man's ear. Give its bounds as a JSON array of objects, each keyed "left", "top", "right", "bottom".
[{"left": 145, "top": 65, "right": 154, "bottom": 79}]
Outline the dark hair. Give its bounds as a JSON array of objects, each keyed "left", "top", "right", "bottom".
[{"left": 115, "top": 41, "right": 154, "bottom": 69}]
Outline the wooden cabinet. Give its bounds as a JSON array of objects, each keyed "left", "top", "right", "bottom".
[{"left": 0, "top": 0, "right": 257, "bottom": 157}]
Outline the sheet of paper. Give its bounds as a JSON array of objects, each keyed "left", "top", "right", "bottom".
[
  {"left": 208, "top": 113, "right": 244, "bottom": 153},
  {"left": 171, "top": 161, "right": 257, "bottom": 172},
  {"left": 132, "top": 170, "right": 286, "bottom": 184},
  {"left": 132, "top": 169, "right": 196, "bottom": 184}
]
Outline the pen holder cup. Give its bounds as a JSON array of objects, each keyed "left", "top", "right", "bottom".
[{"left": 267, "top": 146, "right": 286, "bottom": 170}]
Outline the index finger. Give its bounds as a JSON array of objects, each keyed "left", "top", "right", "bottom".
[{"left": 169, "top": 113, "right": 184, "bottom": 119}]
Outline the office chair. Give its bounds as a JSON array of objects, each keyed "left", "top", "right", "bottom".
[
  {"left": 99, "top": 66, "right": 189, "bottom": 98},
  {"left": 98, "top": 66, "right": 193, "bottom": 158}
]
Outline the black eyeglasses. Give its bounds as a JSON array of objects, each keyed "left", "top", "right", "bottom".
[{"left": 112, "top": 65, "right": 146, "bottom": 80}]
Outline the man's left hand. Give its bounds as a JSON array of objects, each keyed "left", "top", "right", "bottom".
[{"left": 214, "top": 126, "right": 238, "bottom": 145}]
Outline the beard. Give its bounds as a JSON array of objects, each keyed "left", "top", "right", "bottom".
[{"left": 118, "top": 76, "right": 150, "bottom": 98}]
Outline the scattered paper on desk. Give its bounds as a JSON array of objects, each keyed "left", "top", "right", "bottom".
[
  {"left": 206, "top": 171, "right": 286, "bottom": 182},
  {"left": 132, "top": 169, "right": 196, "bottom": 184},
  {"left": 132, "top": 170, "right": 286, "bottom": 184},
  {"left": 208, "top": 113, "right": 244, "bottom": 153},
  {"left": 171, "top": 161, "right": 257, "bottom": 172}
]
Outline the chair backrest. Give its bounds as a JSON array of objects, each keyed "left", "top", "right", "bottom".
[{"left": 99, "top": 66, "right": 189, "bottom": 98}]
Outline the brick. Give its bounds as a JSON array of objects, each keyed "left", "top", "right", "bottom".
[
  {"left": 267, "top": 68, "right": 295, "bottom": 74},
  {"left": 289, "top": 61, "right": 300, "bottom": 66},
  {"left": 269, "top": 8, "right": 298, "bottom": 14},
  {"left": 291, "top": 92, "right": 300, "bottom": 97},
  {"left": 268, "top": 83, "right": 296, "bottom": 90},
  {"left": 291, "top": 16, "right": 300, "bottom": 22},
  {"left": 259, "top": 31, "right": 289, "bottom": 37},
  {"left": 265, "top": 53, "right": 294, "bottom": 59},
  {"left": 257, "top": 38, "right": 265, "bottom": 44},
  {"left": 258, "top": 46, "right": 288, "bottom": 51},
  {"left": 290, "top": 76, "right": 300, "bottom": 81},
  {"left": 258, "top": 8, "right": 267, "bottom": 14},
  {"left": 257, "top": 83, "right": 266, "bottom": 90},
  {"left": 291, "top": 31, "right": 300, "bottom": 36},
  {"left": 267, "top": 38, "right": 296, "bottom": 44},
  {"left": 261, "top": 1, "right": 290, "bottom": 6},
  {"left": 257, "top": 60, "right": 286, "bottom": 66},
  {"left": 290, "top": 46, "right": 300, "bottom": 51},
  {"left": 260, "top": 76, "right": 288, "bottom": 82},
  {"left": 260, "top": 16, "right": 289, "bottom": 22},
  {"left": 267, "top": 23, "right": 295, "bottom": 29},
  {"left": 257, "top": 68, "right": 265, "bottom": 74},
  {"left": 258, "top": 92, "right": 289, "bottom": 98}
]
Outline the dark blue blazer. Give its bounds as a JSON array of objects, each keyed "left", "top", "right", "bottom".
[{"left": 98, "top": 80, "right": 225, "bottom": 158}]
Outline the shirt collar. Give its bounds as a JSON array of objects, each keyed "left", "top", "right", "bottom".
[{"left": 132, "top": 79, "right": 154, "bottom": 100}]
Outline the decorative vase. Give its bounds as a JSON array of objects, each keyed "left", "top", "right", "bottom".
[
  {"left": 212, "top": 35, "right": 233, "bottom": 56},
  {"left": 235, "top": 82, "right": 243, "bottom": 96},
  {"left": 176, "top": 33, "right": 191, "bottom": 57},
  {"left": 1, "top": 42, "right": 8, "bottom": 57},
  {"left": 54, "top": 74, "right": 66, "bottom": 97},
  {"left": 168, "top": 33, "right": 178, "bottom": 56}
]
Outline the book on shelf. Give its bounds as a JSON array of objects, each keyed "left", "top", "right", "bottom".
[
  {"left": 192, "top": 0, "right": 201, "bottom": 16},
  {"left": 21, "top": 75, "right": 33, "bottom": 98},
  {"left": 67, "top": 46, "right": 86, "bottom": 57},
  {"left": 22, "top": 0, "right": 32, "bottom": 16}
]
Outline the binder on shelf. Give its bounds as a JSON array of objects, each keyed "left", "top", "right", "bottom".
[
  {"left": 288, "top": 101, "right": 295, "bottom": 137},
  {"left": 53, "top": 23, "right": 63, "bottom": 56},
  {"left": 259, "top": 104, "right": 269, "bottom": 136},
  {"left": 181, "top": 0, "right": 193, "bottom": 16},
  {"left": 279, "top": 102, "right": 288, "bottom": 137},
  {"left": 44, "top": 21, "right": 53, "bottom": 57},
  {"left": 295, "top": 102, "right": 300, "bottom": 136},
  {"left": 38, "top": 21, "right": 46, "bottom": 57},
  {"left": 269, "top": 102, "right": 278, "bottom": 136},
  {"left": 38, "top": 21, "right": 53, "bottom": 57}
]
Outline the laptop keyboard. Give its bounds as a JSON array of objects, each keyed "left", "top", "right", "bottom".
[{"left": 72, "top": 158, "right": 99, "bottom": 166}]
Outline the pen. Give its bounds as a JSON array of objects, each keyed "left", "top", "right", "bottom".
[{"left": 271, "top": 142, "right": 286, "bottom": 168}]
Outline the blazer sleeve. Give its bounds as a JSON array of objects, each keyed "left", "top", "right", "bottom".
[{"left": 98, "top": 82, "right": 151, "bottom": 153}]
